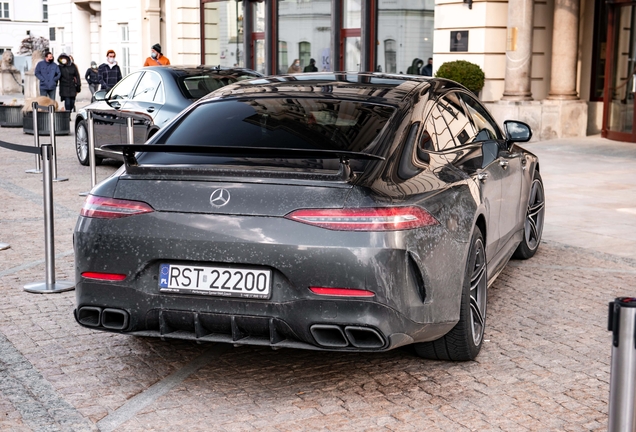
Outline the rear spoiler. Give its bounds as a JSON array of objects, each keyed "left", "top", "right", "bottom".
[{"left": 101, "top": 144, "right": 385, "bottom": 169}]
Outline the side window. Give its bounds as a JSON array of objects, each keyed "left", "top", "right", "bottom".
[
  {"left": 108, "top": 71, "right": 142, "bottom": 100},
  {"left": 459, "top": 93, "right": 502, "bottom": 141},
  {"left": 133, "top": 72, "right": 163, "bottom": 103},
  {"left": 437, "top": 93, "right": 476, "bottom": 146},
  {"left": 424, "top": 105, "right": 454, "bottom": 151},
  {"left": 397, "top": 122, "right": 423, "bottom": 180}
]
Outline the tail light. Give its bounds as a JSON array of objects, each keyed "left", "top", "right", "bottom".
[
  {"left": 81, "top": 272, "right": 127, "bottom": 281},
  {"left": 285, "top": 207, "right": 438, "bottom": 231},
  {"left": 310, "top": 287, "right": 375, "bottom": 297},
  {"left": 81, "top": 195, "right": 154, "bottom": 219}
]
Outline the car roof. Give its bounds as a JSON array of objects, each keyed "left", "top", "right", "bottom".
[
  {"left": 141, "top": 65, "right": 263, "bottom": 78},
  {"left": 203, "top": 72, "right": 468, "bottom": 105}
]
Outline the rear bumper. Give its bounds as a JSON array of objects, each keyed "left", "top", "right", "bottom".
[
  {"left": 74, "top": 211, "right": 467, "bottom": 351},
  {"left": 74, "top": 292, "right": 456, "bottom": 352}
]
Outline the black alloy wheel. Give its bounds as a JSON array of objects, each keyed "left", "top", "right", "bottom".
[
  {"left": 513, "top": 171, "right": 545, "bottom": 259},
  {"left": 75, "top": 119, "right": 102, "bottom": 166},
  {"left": 415, "top": 227, "right": 487, "bottom": 361}
]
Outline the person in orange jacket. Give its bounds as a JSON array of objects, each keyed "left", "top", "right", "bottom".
[{"left": 144, "top": 43, "right": 170, "bottom": 66}]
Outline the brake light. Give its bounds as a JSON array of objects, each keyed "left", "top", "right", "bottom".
[
  {"left": 81, "top": 272, "right": 127, "bottom": 281},
  {"left": 81, "top": 195, "right": 154, "bottom": 219},
  {"left": 285, "top": 207, "right": 438, "bottom": 231},
  {"left": 309, "top": 287, "right": 375, "bottom": 297}
]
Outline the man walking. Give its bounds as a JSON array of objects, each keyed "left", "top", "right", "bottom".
[
  {"left": 143, "top": 44, "right": 170, "bottom": 66},
  {"left": 34, "top": 50, "right": 60, "bottom": 100},
  {"left": 421, "top": 58, "right": 433, "bottom": 77},
  {"left": 98, "top": 49, "right": 122, "bottom": 92},
  {"left": 85, "top": 61, "right": 100, "bottom": 96}
]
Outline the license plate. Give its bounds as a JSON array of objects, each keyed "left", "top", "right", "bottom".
[{"left": 158, "top": 263, "right": 271, "bottom": 299}]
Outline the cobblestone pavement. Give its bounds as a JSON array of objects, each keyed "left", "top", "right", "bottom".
[{"left": 0, "top": 121, "right": 634, "bottom": 431}]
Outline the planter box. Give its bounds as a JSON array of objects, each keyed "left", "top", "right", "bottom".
[
  {"left": 23, "top": 111, "right": 71, "bottom": 136},
  {"left": 0, "top": 105, "right": 24, "bottom": 127}
]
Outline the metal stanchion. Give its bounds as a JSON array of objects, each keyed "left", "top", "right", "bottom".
[
  {"left": 25, "top": 102, "right": 42, "bottom": 174},
  {"left": 608, "top": 297, "right": 636, "bottom": 431},
  {"left": 79, "top": 110, "right": 96, "bottom": 197},
  {"left": 49, "top": 106, "right": 68, "bottom": 182},
  {"left": 126, "top": 116, "right": 134, "bottom": 144},
  {"left": 23, "top": 144, "right": 74, "bottom": 294},
  {"left": 0, "top": 243, "right": 10, "bottom": 251}
]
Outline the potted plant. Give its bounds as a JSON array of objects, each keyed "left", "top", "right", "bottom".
[
  {"left": 435, "top": 60, "right": 485, "bottom": 96},
  {"left": 0, "top": 103, "right": 24, "bottom": 127}
]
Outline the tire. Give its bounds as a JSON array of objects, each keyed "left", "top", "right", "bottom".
[
  {"left": 75, "top": 119, "right": 102, "bottom": 166},
  {"left": 414, "top": 227, "right": 487, "bottom": 361},
  {"left": 513, "top": 171, "right": 545, "bottom": 260}
]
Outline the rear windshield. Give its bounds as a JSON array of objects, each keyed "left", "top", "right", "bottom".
[
  {"left": 140, "top": 98, "right": 395, "bottom": 171},
  {"left": 178, "top": 74, "right": 258, "bottom": 99}
]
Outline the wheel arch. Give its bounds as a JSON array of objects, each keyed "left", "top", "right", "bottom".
[{"left": 475, "top": 213, "right": 487, "bottom": 245}]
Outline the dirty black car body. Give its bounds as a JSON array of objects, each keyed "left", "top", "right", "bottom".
[
  {"left": 74, "top": 66, "right": 262, "bottom": 165},
  {"left": 73, "top": 73, "right": 545, "bottom": 361}
]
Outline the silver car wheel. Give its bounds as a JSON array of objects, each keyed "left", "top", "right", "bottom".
[
  {"left": 524, "top": 178, "right": 545, "bottom": 251},
  {"left": 76, "top": 122, "right": 88, "bottom": 163},
  {"left": 469, "top": 238, "right": 487, "bottom": 346}
]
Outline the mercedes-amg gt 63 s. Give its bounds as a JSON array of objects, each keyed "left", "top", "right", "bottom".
[{"left": 74, "top": 73, "right": 545, "bottom": 361}]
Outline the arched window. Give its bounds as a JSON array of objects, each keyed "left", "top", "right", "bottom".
[{"left": 385, "top": 39, "right": 396, "bottom": 74}]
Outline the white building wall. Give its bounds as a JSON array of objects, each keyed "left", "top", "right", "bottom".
[{"left": 0, "top": 0, "right": 48, "bottom": 54}]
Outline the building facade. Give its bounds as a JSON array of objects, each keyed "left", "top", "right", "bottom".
[{"left": 44, "top": 0, "right": 631, "bottom": 142}]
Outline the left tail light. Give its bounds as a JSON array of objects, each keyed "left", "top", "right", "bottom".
[
  {"left": 81, "top": 195, "right": 154, "bottom": 219},
  {"left": 285, "top": 207, "right": 438, "bottom": 231}
]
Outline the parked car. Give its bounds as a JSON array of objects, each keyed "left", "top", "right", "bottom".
[
  {"left": 74, "top": 73, "right": 545, "bottom": 361},
  {"left": 74, "top": 66, "right": 263, "bottom": 165}
]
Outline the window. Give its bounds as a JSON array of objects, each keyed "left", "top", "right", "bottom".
[
  {"left": 133, "top": 72, "right": 163, "bottom": 103},
  {"left": 459, "top": 93, "right": 502, "bottom": 141},
  {"left": 278, "top": 41, "right": 288, "bottom": 73},
  {"left": 202, "top": 1, "right": 243, "bottom": 67},
  {"left": 425, "top": 105, "right": 454, "bottom": 152},
  {"left": 108, "top": 71, "right": 142, "bottom": 100},
  {"left": 299, "top": 41, "right": 311, "bottom": 70},
  {"left": 43, "top": 0, "right": 48, "bottom": 22},
  {"left": 436, "top": 93, "right": 474, "bottom": 147},
  {"left": 384, "top": 39, "right": 396, "bottom": 74},
  {"left": 0, "top": 2, "right": 9, "bottom": 19},
  {"left": 49, "top": 27, "right": 55, "bottom": 41},
  {"left": 119, "top": 24, "right": 130, "bottom": 75}
]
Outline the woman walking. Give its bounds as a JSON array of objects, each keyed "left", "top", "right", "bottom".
[{"left": 57, "top": 53, "right": 81, "bottom": 111}]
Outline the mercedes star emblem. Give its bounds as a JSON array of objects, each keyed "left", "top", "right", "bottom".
[{"left": 210, "top": 188, "right": 231, "bottom": 207}]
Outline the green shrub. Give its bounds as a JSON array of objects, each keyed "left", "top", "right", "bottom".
[{"left": 435, "top": 60, "right": 485, "bottom": 94}]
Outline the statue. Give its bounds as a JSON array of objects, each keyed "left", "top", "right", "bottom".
[{"left": 0, "top": 49, "right": 22, "bottom": 95}]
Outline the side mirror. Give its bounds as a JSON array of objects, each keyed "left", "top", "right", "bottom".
[
  {"left": 504, "top": 120, "right": 532, "bottom": 143},
  {"left": 94, "top": 90, "right": 107, "bottom": 102}
]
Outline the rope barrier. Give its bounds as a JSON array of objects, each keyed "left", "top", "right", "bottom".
[{"left": 0, "top": 139, "right": 41, "bottom": 155}]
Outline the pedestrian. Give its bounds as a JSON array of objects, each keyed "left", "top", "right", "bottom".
[
  {"left": 287, "top": 59, "right": 301, "bottom": 74},
  {"left": 421, "top": 58, "right": 433, "bottom": 77},
  {"left": 57, "top": 53, "right": 81, "bottom": 112},
  {"left": 303, "top": 58, "right": 318, "bottom": 72},
  {"left": 85, "top": 61, "right": 100, "bottom": 96},
  {"left": 98, "top": 49, "right": 122, "bottom": 92},
  {"left": 407, "top": 58, "right": 423, "bottom": 75},
  {"left": 144, "top": 43, "right": 170, "bottom": 66},
  {"left": 34, "top": 50, "right": 60, "bottom": 100}
]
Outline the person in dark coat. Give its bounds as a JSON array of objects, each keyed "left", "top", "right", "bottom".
[
  {"left": 303, "top": 58, "right": 318, "bottom": 72},
  {"left": 34, "top": 50, "right": 60, "bottom": 100},
  {"left": 57, "top": 53, "right": 81, "bottom": 112},
  {"left": 421, "top": 58, "right": 433, "bottom": 76},
  {"left": 406, "top": 58, "right": 423, "bottom": 75},
  {"left": 98, "top": 49, "right": 122, "bottom": 92},
  {"left": 85, "top": 61, "right": 99, "bottom": 96}
]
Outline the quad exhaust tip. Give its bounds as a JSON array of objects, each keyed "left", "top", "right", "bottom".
[
  {"left": 310, "top": 324, "right": 385, "bottom": 349},
  {"left": 77, "top": 306, "right": 129, "bottom": 330}
]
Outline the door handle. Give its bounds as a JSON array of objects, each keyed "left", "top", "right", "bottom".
[
  {"left": 477, "top": 172, "right": 488, "bottom": 182},
  {"left": 147, "top": 106, "right": 155, "bottom": 113},
  {"left": 499, "top": 159, "right": 509, "bottom": 169}
]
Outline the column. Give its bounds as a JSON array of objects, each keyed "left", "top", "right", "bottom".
[
  {"left": 144, "top": 0, "right": 162, "bottom": 58},
  {"left": 71, "top": 5, "right": 91, "bottom": 75},
  {"left": 501, "top": 0, "right": 534, "bottom": 100},
  {"left": 547, "top": 0, "right": 580, "bottom": 99}
]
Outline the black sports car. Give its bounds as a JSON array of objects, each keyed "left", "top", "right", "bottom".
[
  {"left": 74, "top": 66, "right": 262, "bottom": 165},
  {"left": 74, "top": 73, "right": 545, "bottom": 361}
]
